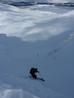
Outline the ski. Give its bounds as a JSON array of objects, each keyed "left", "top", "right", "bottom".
[{"left": 28, "top": 76, "right": 45, "bottom": 82}]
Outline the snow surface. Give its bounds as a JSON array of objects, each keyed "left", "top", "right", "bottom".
[
  {"left": 0, "top": 1, "right": 74, "bottom": 98},
  {"left": 0, "top": 85, "right": 40, "bottom": 98},
  {"left": 0, "top": 0, "right": 74, "bottom": 3},
  {"left": 48, "top": 0, "right": 74, "bottom": 3}
]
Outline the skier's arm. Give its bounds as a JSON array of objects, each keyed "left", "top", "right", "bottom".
[{"left": 37, "top": 70, "right": 39, "bottom": 73}]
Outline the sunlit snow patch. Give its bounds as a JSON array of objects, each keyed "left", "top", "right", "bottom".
[
  {"left": 0, "top": 3, "right": 74, "bottom": 41},
  {"left": 0, "top": 88, "right": 40, "bottom": 98}
]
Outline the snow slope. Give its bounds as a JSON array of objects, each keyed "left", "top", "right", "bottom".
[
  {"left": 0, "top": 2, "right": 74, "bottom": 98},
  {"left": 0, "top": 83, "right": 40, "bottom": 98},
  {"left": 0, "top": 0, "right": 74, "bottom": 3},
  {"left": 48, "top": 0, "right": 74, "bottom": 3}
]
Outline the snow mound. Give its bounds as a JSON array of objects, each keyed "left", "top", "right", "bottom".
[
  {"left": 0, "top": 78, "right": 67, "bottom": 98},
  {"left": 0, "top": 3, "right": 74, "bottom": 41},
  {"left": 0, "top": 88, "right": 40, "bottom": 98}
]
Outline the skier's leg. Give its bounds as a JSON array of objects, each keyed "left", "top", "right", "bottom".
[{"left": 32, "top": 74, "right": 37, "bottom": 79}]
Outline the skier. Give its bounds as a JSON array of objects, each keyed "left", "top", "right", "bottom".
[{"left": 29, "top": 67, "right": 39, "bottom": 79}]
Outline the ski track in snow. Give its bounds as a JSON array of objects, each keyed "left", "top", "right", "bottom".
[{"left": 47, "top": 31, "right": 74, "bottom": 57}]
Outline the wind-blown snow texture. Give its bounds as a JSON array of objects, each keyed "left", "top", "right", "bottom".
[
  {"left": 0, "top": 0, "right": 74, "bottom": 3},
  {"left": 0, "top": 1, "right": 74, "bottom": 98}
]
